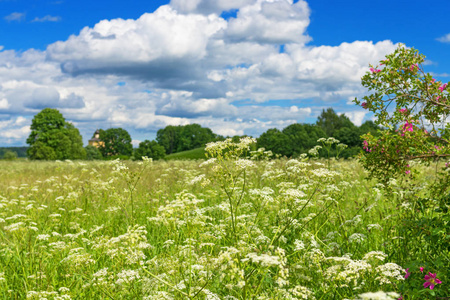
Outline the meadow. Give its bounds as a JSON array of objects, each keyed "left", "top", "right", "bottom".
[{"left": 0, "top": 138, "right": 447, "bottom": 299}]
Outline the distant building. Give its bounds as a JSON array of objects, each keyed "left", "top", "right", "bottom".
[{"left": 88, "top": 129, "right": 104, "bottom": 148}]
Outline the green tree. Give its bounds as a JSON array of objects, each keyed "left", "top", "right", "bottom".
[
  {"left": 134, "top": 140, "right": 165, "bottom": 160},
  {"left": 3, "top": 150, "right": 18, "bottom": 160},
  {"left": 333, "top": 127, "right": 361, "bottom": 148},
  {"left": 156, "top": 125, "right": 179, "bottom": 154},
  {"left": 98, "top": 128, "right": 133, "bottom": 157},
  {"left": 282, "top": 123, "right": 327, "bottom": 156},
  {"left": 156, "top": 124, "right": 217, "bottom": 154},
  {"left": 257, "top": 128, "right": 291, "bottom": 157},
  {"left": 359, "top": 120, "right": 381, "bottom": 137},
  {"left": 85, "top": 145, "right": 103, "bottom": 160},
  {"left": 316, "top": 108, "right": 356, "bottom": 137},
  {"left": 26, "top": 108, "right": 86, "bottom": 160}
]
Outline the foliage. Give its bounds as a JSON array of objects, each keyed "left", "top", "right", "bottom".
[
  {"left": 354, "top": 44, "right": 450, "bottom": 183},
  {"left": 84, "top": 145, "right": 103, "bottom": 160},
  {"left": 354, "top": 44, "right": 450, "bottom": 299},
  {"left": 134, "top": 140, "right": 165, "bottom": 160},
  {"left": 26, "top": 108, "right": 86, "bottom": 160},
  {"left": 156, "top": 124, "right": 219, "bottom": 154},
  {"left": 0, "top": 147, "right": 28, "bottom": 158},
  {"left": 2, "top": 150, "right": 18, "bottom": 160},
  {"left": 257, "top": 124, "right": 327, "bottom": 157},
  {"left": 316, "top": 107, "right": 356, "bottom": 137},
  {"left": 359, "top": 120, "right": 381, "bottom": 137},
  {"left": 98, "top": 128, "right": 133, "bottom": 157}
]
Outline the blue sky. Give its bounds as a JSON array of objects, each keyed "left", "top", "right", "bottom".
[{"left": 0, "top": 0, "right": 449, "bottom": 146}]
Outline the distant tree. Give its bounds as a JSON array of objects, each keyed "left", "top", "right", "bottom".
[
  {"left": 157, "top": 124, "right": 218, "bottom": 154},
  {"left": 282, "top": 123, "right": 327, "bottom": 156},
  {"left": 134, "top": 140, "right": 165, "bottom": 160},
  {"left": 0, "top": 147, "right": 28, "bottom": 158},
  {"left": 257, "top": 128, "right": 291, "bottom": 157},
  {"left": 26, "top": 108, "right": 86, "bottom": 160},
  {"left": 3, "top": 150, "right": 18, "bottom": 160},
  {"left": 333, "top": 127, "right": 361, "bottom": 148},
  {"left": 98, "top": 128, "right": 133, "bottom": 157},
  {"left": 316, "top": 108, "right": 356, "bottom": 137},
  {"left": 156, "top": 125, "right": 179, "bottom": 154},
  {"left": 359, "top": 120, "right": 381, "bottom": 137},
  {"left": 85, "top": 145, "right": 103, "bottom": 160}
]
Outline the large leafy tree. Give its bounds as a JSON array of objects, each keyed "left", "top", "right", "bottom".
[
  {"left": 257, "top": 128, "right": 291, "bottom": 157},
  {"left": 257, "top": 124, "right": 327, "bottom": 157},
  {"left": 26, "top": 108, "right": 86, "bottom": 160},
  {"left": 134, "top": 140, "right": 165, "bottom": 160},
  {"left": 85, "top": 145, "right": 103, "bottom": 160},
  {"left": 98, "top": 128, "right": 133, "bottom": 157},
  {"left": 316, "top": 108, "right": 356, "bottom": 137},
  {"left": 282, "top": 123, "right": 327, "bottom": 156},
  {"left": 156, "top": 124, "right": 217, "bottom": 154}
]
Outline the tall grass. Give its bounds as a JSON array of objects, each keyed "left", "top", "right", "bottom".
[{"left": 0, "top": 143, "right": 446, "bottom": 299}]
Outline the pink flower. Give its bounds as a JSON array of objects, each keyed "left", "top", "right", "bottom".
[
  {"left": 402, "top": 121, "right": 414, "bottom": 133},
  {"left": 370, "top": 67, "right": 381, "bottom": 73},
  {"left": 431, "top": 78, "right": 436, "bottom": 83},
  {"left": 424, "top": 272, "right": 442, "bottom": 289},
  {"left": 398, "top": 296, "right": 403, "bottom": 300},
  {"left": 420, "top": 267, "right": 424, "bottom": 273},
  {"left": 405, "top": 268, "right": 411, "bottom": 279},
  {"left": 439, "top": 83, "right": 448, "bottom": 92},
  {"left": 399, "top": 108, "right": 407, "bottom": 114},
  {"left": 409, "top": 64, "right": 418, "bottom": 72},
  {"left": 405, "top": 170, "right": 411, "bottom": 175},
  {"left": 362, "top": 102, "right": 368, "bottom": 109}
]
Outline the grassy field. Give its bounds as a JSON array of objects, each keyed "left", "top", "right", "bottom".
[
  {"left": 0, "top": 141, "right": 447, "bottom": 299},
  {"left": 165, "top": 147, "right": 206, "bottom": 160}
]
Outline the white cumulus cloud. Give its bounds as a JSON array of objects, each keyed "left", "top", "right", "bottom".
[{"left": 437, "top": 33, "right": 450, "bottom": 43}]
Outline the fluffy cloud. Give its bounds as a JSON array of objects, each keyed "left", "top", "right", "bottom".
[
  {"left": 169, "top": 0, "right": 255, "bottom": 15},
  {"left": 0, "top": 98, "right": 10, "bottom": 109},
  {"left": 437, "top": 33, "right": 450, "bottom": 43},
  {"left": 0, "top": 0, "right": 398, "bottom": 146},
  {"left": 0, "top": 117, "right": 31, "bottom": 144},
  {"left": 225, "top": 0, "right": 311, "bottom": 44}
]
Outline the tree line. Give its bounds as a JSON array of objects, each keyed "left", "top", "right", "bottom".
[{"left": 19, "top": 107, "right": 379, "bottom": 161}]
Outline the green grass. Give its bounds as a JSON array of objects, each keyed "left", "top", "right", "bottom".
[
  {"left": 0, "top": 150, "right": 447, "bottom": 299},
  {"left": 164, "top": 147, "right": 206, "bottom": 160}
]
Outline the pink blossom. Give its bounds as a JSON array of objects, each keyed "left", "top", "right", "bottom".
[
  {"left": 362, "top": 102, "right": 368, "bottom": 109},
  {"left": 423, "top": 272, "right": 442, "bottom": 289},
  {"left": 398, "top": 108, "right": 407, "bottom": 114},
  {"left": 431, "top": 78, "right": 436, "bottom": 83},
  {"left": 420, "top": 267, "right": 424, "bottom": 273},
  {"left": 405, "top": 170, "right": 411, "bottom": 175},
  {"left": 439, "top": 83, "right": 448, "bottom": 92},
  {"left": 370, "top": 67, "right": 381, "bottom": 73},
  {"left": 409, "top": 64, "right": 418, "bottom": 72},
  {"left": 405, "top": 268, "right": 411, "bottom": 279},
  {"left": 402, "top": 121, "right": 414, "bottom": 133}
]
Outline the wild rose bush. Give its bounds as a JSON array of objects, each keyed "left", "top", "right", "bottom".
[{"left": 355, "top": 45, "right": 449, "bottom": 299}]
